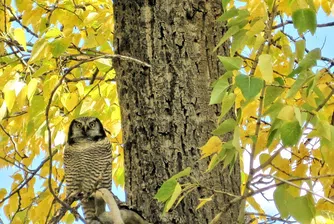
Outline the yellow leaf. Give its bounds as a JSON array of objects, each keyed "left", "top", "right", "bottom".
[
  {"left": 0, "top": 188, "right": 7, "bottom": 200},
  {"left": 277, "top": 105, "right": 295, "bottom": 121},
  {"left": 61, "top": 93, "right": 79, "bottom": 111},
  {"left": 200, "top": 136, "right": 222, "bottom": 159},
  {"left": 29, "top": 38, "right": 49, "bottom": 64},
  {"left": 0, "top": 101, "right": 7, "bottom": 121},
  {"left": 258, "top": 54, "right": 273, "bottom": 84},
  {"left": 4, "top": 89, "right": 15, "bottom": 112},
  {"left": 247, "top": 196, "right": 265, "bottom": 214},
  {"left": 27, "top": 78, "right": 39, "bottom": 104},
  {"left": 196, "top": 196, "right": 213, "bottom": 210},
  {"left": 14, "top": 28, "right": 26, "bottom": 51},
  {"left": 321, "top": 0, "right": 331, "bottom": 14}
]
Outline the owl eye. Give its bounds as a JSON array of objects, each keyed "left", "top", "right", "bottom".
[
  {"left": 76, "top": 122, "right": 82, "bottom": 128},
  {"left": 89, "top": 121, "right": 96, "bottom": 128}
]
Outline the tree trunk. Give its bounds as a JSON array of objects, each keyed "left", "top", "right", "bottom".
[{"left": 113, "top": 0, "right": 240, "bottom": 223}]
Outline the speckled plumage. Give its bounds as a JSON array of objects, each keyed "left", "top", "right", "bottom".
[{"left": 64, "top": 117, "right": 112, "bottom": 223}]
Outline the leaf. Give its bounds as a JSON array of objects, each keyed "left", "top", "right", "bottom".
[
  {"left": 95, "top": 58, "right": 112, "bottom": 72},
  {"left": 213, "top": 26, "right": 240, "bottom": 52},
  {"left": 217, "top": 7, "right": 238, "bottom": 22},
  {"left": 264, "top": 86, "right": 284, "bottom": 108},
  {"left": 154, "top": 179, "right": 177, "bottom": 202},
  {"left": 196, "top": 196, "right": 213, "bottom": 210},
  {"left": 231, "top": 29, "right": 248, "bottom": 56},
  {"left": 221, "top": 0, "right": 230, "bottom": 10},
  {"left": 14, "top": 28, "right": 26, "bottom": 51},
  {"left": 27, "top": 78, "right": 39, "bottom": 104},
  {"left": 218, "top": 56, "right": 242, "bottom": 71},
  {"left": 292, "top": 8, "right": 317, "bottom": 34},
  {"left": 0, "top": 102, "right": 7, "bottom": 121},
  {"left": 207, "top": 148, "right": 226, "bottom": 172},
  {"left": 277, "top": 105, "right": 295, "bottom": 121},
  {"left": 289, "top": 48, "right": 321, "bottom": 77},
  {"left": 212, "top": 118, "right": 236, "bottom": 136},
  {"left": 209, "top": 78, "right": 229, "bottom": 105},
  {"left": 164, "top": 183, "right": 181, "bottom": 213},
  {"left": 200, "top": 136, "right": 222, "bottom": 159},
  {"left": 274, "top": 184, "right": 291, "bottom": 218},
  {"left": 258, "top": 54, "right": 273, "bottom": 83},
  {"left": 4, "top": 89, "right": 15, "bottom": 113},
  {"left": 235, "top": 75, "right": 264, "bottom": 101},
  {"left": 286, "top": 72, "right": 310, "bottom": 99},
  {"left": 45, "top": 27, "right": 62, "bottom": 38},
  {"left": 295, "top": 40, "right": 305, "bottom": 60},
  {"left": 220, "top": 93, "right": 235, "bottom": 119},
  {"left": 29, "top": 38, "right": 49, "bottom": 64},
  {"left": 50, "top": 38, "right": 71, "bottom": 57},
  {"left": 280, "top": 121, "right": 302, "bottom": 147},
  {"left": 170, "top": 167, "right": 191, "bottom": 180},
  {"left": 288, "top": 194, "right": 316, "bottom": 223},
  {"left": 0, "top": 188, "right": 7, "bottom": 199},
  {"left": 259, "top": 153, "right": 270, "bottom": 170}
]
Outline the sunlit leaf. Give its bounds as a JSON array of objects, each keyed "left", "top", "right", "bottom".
[
  {"left": 200, "top": 136, "right": 223, "bottom": 159},
  {"left": 258, "top": 54, "right": 273, "bottom": 83},
  {"left": 14, "top": 28, "right": 26, "bottom": 51}
]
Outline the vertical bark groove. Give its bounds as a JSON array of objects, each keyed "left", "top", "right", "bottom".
[{"left": 113, "top": 0, "right": 240, "bottom": 223}]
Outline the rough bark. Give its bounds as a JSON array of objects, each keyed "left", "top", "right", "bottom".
[{"left": 113, "top": 0, "right": 240, "bottom": 223}]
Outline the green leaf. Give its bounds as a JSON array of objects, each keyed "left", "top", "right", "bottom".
[
  {"left": 295, "top": 40, "right": 306, "bottom": 60},
  {"left": 258, "top": 54, "right": 273, "bottom": 83},
  {"left": 213, "top": 26, "right": 240, "bottom": 52},
  {"left": 286, "top": 72, "right": 310, "bottom": 99},
  {"left": 227, "top": 10, "right": 249, "bottom": 28},
  {"left": 164, "top": 183, "right": 182, "bottom": 213},
  {"left": 288, "top": 194, "right": 316, "bottom": 223},
  {"left": 170, "top": 167, "right": 191, "bottom": 180},
  {"left": 218, "top": 56, "right": 243, "bottom": 71},
  {"left": 292, "top": 8, "right": 317, "bottom": 34},
  {"left": 231, "top": 29, "right": 247, "bottom": 56},
  {"left": 220, "top": 93, "right": 235, "bottom": 119},
  {"left": 212, "top": 118, "right": 236, "bottom": 136},
  {"left": 209, "top": 79, "right": 229, "bottom": 105},
  {"left": 95, "top": 58, "right": 112, "bottom": 72},
  {"left": 263, "top": 101, "right": 284, "bottom": 117},
  {"left": 289, "top": 48, "right": 321, "bottom": 77},
  {"left": 218, "top": 7, "right": 238, "bottom": 22},
  {"left": 154, "top": 179, "right": 178, "bottom": 202},
  {"left": 274, "top": 184, "right": 291, "bottom": 218},
  {"left": 235, "top": 75, "right": 264, "bottom": 101},
  {"left": 264, "top": 86, "right": 284, "bottom": 108},
  {"left": 280, "top": 121, "right": 302, "bottom": 147},
  {"left": 221, "top": 0, "right": 230, "bottom": 10},
  {"left": 50, "top": 38, "right": 71, "bottom": 57}
]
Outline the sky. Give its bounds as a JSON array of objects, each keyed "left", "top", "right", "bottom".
[{"left": 0, "top": 2, "right": 333, "bottom": 224}]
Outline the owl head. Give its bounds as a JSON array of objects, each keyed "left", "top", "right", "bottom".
[{"left": 67, "top": 117, "right": 107, "bottom": 145}]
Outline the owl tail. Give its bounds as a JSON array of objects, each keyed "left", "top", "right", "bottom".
[{"left": 82, "top": 197, "right": 98, "bottom": 223}]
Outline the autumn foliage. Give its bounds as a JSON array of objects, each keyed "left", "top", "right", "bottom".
[{"left": 0, "top": 0, "right": 334, "bottom": 223}]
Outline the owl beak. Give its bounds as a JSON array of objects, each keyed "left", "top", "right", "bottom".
[{"left": 83, "top": 125, "right": 88, "bottom": 133}]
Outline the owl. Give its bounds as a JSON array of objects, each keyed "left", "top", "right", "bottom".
[{"left": 64, "top": 117, "right": 112, "bottom": 223}]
